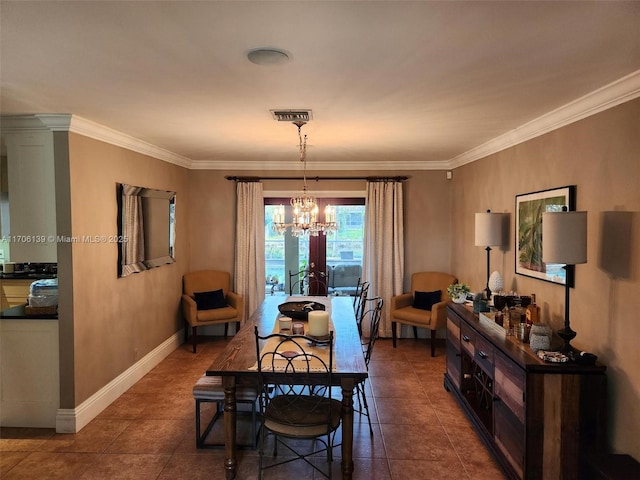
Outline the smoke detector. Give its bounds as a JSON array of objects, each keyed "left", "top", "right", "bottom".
[
  {"left": 247, "top": 48, "right": 290, "bottom": 65},
  {"left": 270, "top": 109, "right": 313, "bottom": 123}
]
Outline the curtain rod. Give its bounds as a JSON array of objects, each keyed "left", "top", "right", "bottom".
[{"left": 225, "top": 175, "right": 408, "bottom": 182}]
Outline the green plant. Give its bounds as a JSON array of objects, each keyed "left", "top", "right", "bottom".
[{"left": 447, "top": 282, "right": 470, "bottom": 299}]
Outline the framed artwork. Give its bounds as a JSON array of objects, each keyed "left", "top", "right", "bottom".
[{"left": 515, "top": 185, "right": 576, "bottom": 286}]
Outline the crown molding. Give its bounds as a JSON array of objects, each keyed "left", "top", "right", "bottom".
[
  {"left": 189, "top": 159, "right": 450, "bottom": 171},
  {"left": 67, "top": 116, "right": 192, "bottom": 169},
  {"left": 449, "top": 69, "right": 640, "bottom": 169},
  {"left": 0, "top": 114, "right": 70, "bottom": 132}
]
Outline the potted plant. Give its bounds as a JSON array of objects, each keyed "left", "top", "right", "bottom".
[{"left": 447, "top": 282, "right": 470, "bottom": 303}]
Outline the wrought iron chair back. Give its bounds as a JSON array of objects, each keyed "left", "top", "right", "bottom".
[
  {"left": 288, "top": 267, "right": 330, "bottom": 296},
  {"left": 361, "top": 296, "right": 383, "bottom": 366},
  {"left": 355, "top": 281, "right": 370, "bottom": 336}
]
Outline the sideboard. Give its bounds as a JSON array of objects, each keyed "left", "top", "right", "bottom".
[{"left": 445, "top": 303, "right": 607, "bottom": 480}]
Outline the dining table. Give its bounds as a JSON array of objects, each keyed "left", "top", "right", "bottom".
[{"left": 206, "top": 295, "right": 368, "bottom": 480}]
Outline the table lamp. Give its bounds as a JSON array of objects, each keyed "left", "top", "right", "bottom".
[
  {"left": 542, "top": 209, "right": 587, "bottom": 353},
  {"left": 475, "top": 210, "right": 503, "bottom": 300}
]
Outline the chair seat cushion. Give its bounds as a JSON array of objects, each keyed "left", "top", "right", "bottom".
[
  {"left": 392, "top": 305, "right": 433, "bottom": 327},
  {"left": 194, "top": 289, "right": 228, "bottom": 310},
  {"left": 264, "top": 395, "right": 341, "bottom": 437},
  {"left": 196, "top": 305, "right": 239, "bottom": 322},
  {"left": 192, "top": 375, "right": 258, "bottom": 401},
  {"left": 413, "top": 290, "right": 441, "bottom": 310}
]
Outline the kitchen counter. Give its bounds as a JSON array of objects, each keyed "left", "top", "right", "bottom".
[
  {"left": 1, "top": 273, "right": 58, "bottom": 279},
  {"left": 1, "top": 304, "right": 58, "bottom": 319}
]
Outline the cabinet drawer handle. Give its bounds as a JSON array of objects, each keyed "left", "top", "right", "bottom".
[
  {"left": 462, "top": 335, "right": 470, "bottom": 342},
  {"left": 478, "top": 351, "right": 488, "bottom": 359}
]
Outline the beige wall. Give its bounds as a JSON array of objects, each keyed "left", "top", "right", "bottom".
[
  {"left": 187, "top": 169, "right": 453, "bottom": 286},
  {"left": 450, "top": 98, "right": 640, "bottom": 458},
  {"left": 64, "top": 133, "right": 190, "bottom": 405}
]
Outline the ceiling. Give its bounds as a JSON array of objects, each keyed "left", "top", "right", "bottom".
[{"left": 1, "top": 1, "right": 639, "bottom": 171}]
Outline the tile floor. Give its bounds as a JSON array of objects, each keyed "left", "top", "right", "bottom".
[{"left": 0, "top": 337, "right": 505, "bottom": 479}]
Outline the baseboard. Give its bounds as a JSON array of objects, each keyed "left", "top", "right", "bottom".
[{"left": 55, "top": 330, "right": 183, "bottom": 433}]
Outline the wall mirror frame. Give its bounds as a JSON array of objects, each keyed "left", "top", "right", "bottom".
[{"left": 117, "top": 183, "right": 175, "bottom": 277}]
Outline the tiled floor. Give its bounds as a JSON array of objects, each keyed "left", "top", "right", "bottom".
[{"left": 0, "top": 336, "right": 505, "bottom": 479}]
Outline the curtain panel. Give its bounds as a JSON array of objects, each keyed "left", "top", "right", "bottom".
[
  {"left": 234, "top": 181, "right": 265, "bottom": 322},
  {"left": 121, "top": 184, "right": 145, "bottom": 276},
  {"left": 363, "top": 180, "right": 404, "bottom": 338}
]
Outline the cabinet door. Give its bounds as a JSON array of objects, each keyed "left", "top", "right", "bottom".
[
  {"left": 5, "top": 131, "right": 57, "bottom": 262},
  {"left": 446, "top": 317, "right": 462, "bottom": 390},
  {"left": 494, "top": 351, "right": 526, "bottom": 478}
]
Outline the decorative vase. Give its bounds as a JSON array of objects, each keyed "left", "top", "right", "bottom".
[
  {"left": 529, "top": 323, "right": 552, "bottom": 352},
  {"left": 473, "top": 299, "right": 489, "bottom": 313},
  {"left": 488, "top": 270, "right": 504, "bottom": 296}
]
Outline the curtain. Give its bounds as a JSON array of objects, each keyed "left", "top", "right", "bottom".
[
  {"left": 363, "top": 180, "right": 404, "bottom": 338},
  {"left": 122, "top": 184, "right": 145, "bottom": 275},
  {"left": 234, "top": 181, "right": 265, "bottom": 323}
]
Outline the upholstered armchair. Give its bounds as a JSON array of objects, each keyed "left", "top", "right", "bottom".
[
  {"left": 182, "top": 270, "right": 244, "bottom": 353},
  {"left": 390, "top": 271, "right": 457, "bottom": 357}
]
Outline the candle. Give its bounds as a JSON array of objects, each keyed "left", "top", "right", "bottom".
[
  {"left": 292, "top": 322, "right": 305, "bottom": 335},
  {"left": 278, "top": 317, "right": 292, "bottom": 332},
  {"left": 308, "top": 310, "right": 329, "bottom": 337}
]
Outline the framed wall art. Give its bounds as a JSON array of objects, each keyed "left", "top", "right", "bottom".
[{"left": 515, "top": 185, "right": 576, "bottom": 286}]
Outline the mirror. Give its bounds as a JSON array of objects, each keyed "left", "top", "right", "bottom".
[{"left": 117, "top": 183, "right": 175, "bottom": 277}]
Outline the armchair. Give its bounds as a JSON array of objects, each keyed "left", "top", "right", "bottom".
[
  {"left": 182, "top": 270, "right": 244, "bottom": 353},
  {"left": 390, "top": 271, "right": 457, "bottom": 357}
]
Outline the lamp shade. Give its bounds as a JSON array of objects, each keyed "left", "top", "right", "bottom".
[
  {"left": 475, "top": 212, "right": 503, "bottom": 247},
  {"left": 542, "top": 211, "right": 587, "bottom": 264}
]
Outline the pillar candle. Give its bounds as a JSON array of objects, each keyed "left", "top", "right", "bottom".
[{"left": 308, "top": 310, "right": 329, "bottom": 337}]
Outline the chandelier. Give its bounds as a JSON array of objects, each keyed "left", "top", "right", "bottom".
[{"left": 272, "top": 121, "right": 338, "bottom": 237}]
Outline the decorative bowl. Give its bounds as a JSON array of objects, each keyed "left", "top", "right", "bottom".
[{"left": 278, "top": 301, "right": 326, "bottom": 320}]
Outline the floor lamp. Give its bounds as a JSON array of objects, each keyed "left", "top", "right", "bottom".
[
  {"left": 475, "top": 210, "right": 503, "bottom": 300},
  {"left": 542, "top": 209, "right": 587, "bottom": 353}
]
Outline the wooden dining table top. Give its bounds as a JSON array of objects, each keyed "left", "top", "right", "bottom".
[{"left": 206, "top": 295, "right": 368, "bottom": 381}]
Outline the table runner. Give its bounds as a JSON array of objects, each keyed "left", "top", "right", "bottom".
[{"left": 249, "top": 296, "right": 335, "bottom": 372}]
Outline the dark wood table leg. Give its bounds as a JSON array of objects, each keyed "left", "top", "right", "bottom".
[
  {"left": 341, "top": 379, "right": 356, "bottom": 480},
  {"left": 223, "top": 376, "right": 237, "bottom": 480}
]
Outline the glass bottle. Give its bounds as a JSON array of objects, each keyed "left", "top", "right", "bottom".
[{"left": 525, "top": 293, "right": 540, "bottom": 326}]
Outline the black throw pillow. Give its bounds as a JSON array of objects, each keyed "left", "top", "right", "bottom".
[
  {"left": 413, "top": 290, "right": 442, "bottom": 310},
  {"left": 194, "top": 289, "right": 228, "bottom": 310}
]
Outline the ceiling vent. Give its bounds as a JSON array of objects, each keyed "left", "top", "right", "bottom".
[{"left": 270, "top": 109, "right": 313, "bottom": 122}]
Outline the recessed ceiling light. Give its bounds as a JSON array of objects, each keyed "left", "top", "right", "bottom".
[{"left": 247, "top": 48, "right": 290, "bottom": 66}]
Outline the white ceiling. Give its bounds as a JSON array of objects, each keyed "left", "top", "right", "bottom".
[{"left": 1, "top": 1, "right": 639, "bottom": 171}]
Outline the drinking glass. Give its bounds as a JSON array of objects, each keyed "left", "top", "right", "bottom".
[{"left": 493, "top": 295, "right": 507, "bottom": 312}]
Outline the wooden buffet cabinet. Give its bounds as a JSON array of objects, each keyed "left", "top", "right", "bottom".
[{"left": 445, "top": 303, "right": 607, "bottom": 480}]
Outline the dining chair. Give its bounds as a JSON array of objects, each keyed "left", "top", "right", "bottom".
[
  {"left": 354, "top": 281, "right": 370, "bottom": 337},
  {"left": 356, "top": 296, "right": 383, "bottom": 436},
  {"left": 352, "top": 278, "right": 363, "bottom": 310},
  {"left": 289, "top": 265, "right": 330, "bottom": 296},
  {"left": 254, "top": 327, "right": 340, "bottom": 479}
]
